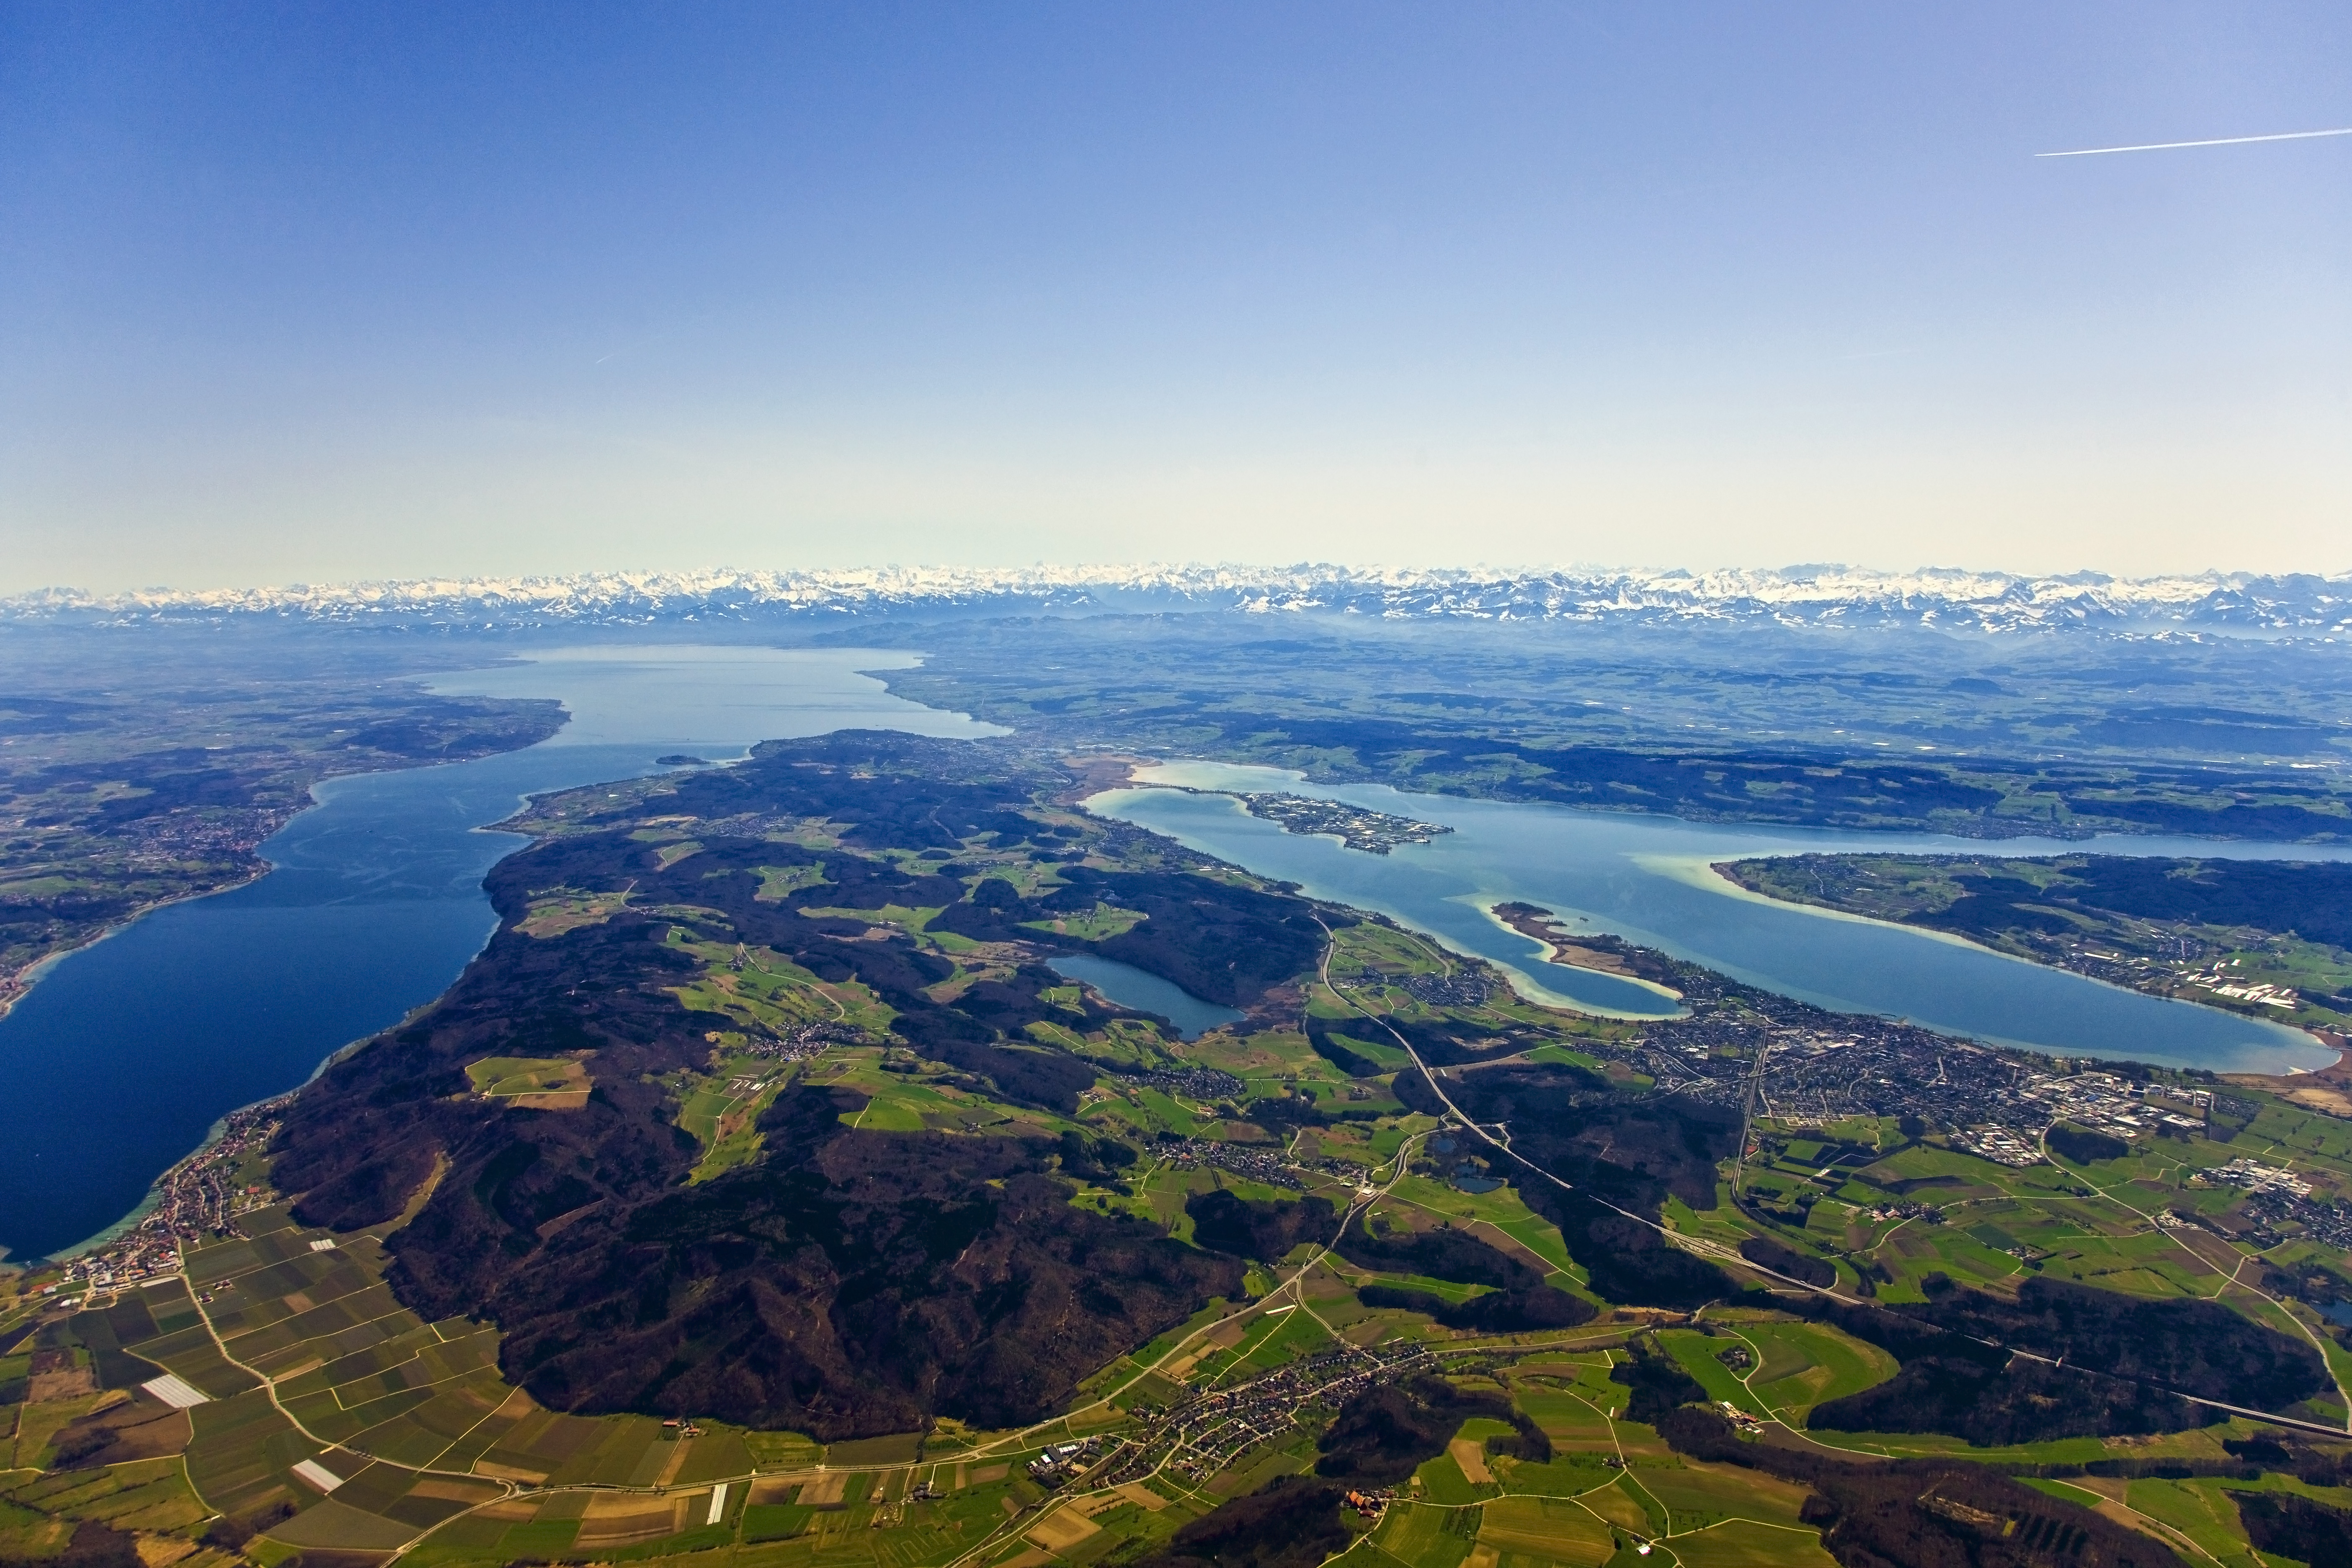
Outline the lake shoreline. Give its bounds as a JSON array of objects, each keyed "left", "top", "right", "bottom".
[
  {"left": 1092, "top": 757, "right": 2340, "bottom": 1074},
  {"left": 0, "top": 647, "right": 1003, "bottom": 1264},
  {"left": 0, "top": 716, "right": 581, "bottom": 1028},
  {"left": 1710, "top": 851, "right": 2352, "bottom": 1047},
  {"left": 1486, "top": 900, "right": 1687, "bottom": 1001}
]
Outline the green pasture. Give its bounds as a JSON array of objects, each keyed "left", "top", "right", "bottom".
[
  {"left": 1378, "top": 1173, "right": 1579, "bottom": 1277},
  {"left": 667, "top": 931, "right": 895, "bottom": 1036},
  {"left": 1234, "top": 1307, "right": 1333, "bottom": 1371},
  {"left": 802, "top": 1047, "right": 1079, "bottom": 1138},
  {"left": 1368, "top": 1499, "right": 1476, "bottom": 1568},
  {"left": 1479, "top": 1492, "right": 1616, "bottom": 1563},
  {"left": 673, "top": 1057, "right": 791, "bottom": 1181},
  {"left": 1414, "top": 1446, "right": 1493, "bottom": 1507},
  {"left": 5, "top": 1395, "right": 103, "bottom": 1475},
  {"left": 1328, "top": 1263, "right": 1490, "bottom": 1305},
  {"left": 797, "top": 901, "right": 939, "bottom": 931},
  {"left": 1021, "top": 1018, "right": 1094, "bottom": 1056},
  {"left": 1329, "top": 920, "right": 1451, "bottom": 979},
  {"left": 1193, "top": 1305, "right": 1315, "bottom": 1382},
  {"left": 1641, "top": 1460, "right": 1813, "bottom": 1533},
  {"left": 1488, "top": 1452, "right": 1625, "bottom": 1498},
  {"left": 1514, "top": 1389, "right": 1622, "bottom": 1442},
  {"left": 1606, "top": 1469, "right": 1671, "bottom": 1536},
  {"left": 1658, "top": 1333, "right": 1766, "bottom": 1419},
  {"left": 2123, "top": 1478, "right": 2264, "bottom": 1568},
  {"left": 1322, "top": 1028, "right": 1416, "bottom": 1071},
  {"left": 1854, "top": 1142, "right": 2073, "bottom": 1199},
  {"left": 516, "top": 888, "right": 634, "bottom": 938},
  {"left": 2241, "top": 1102, "right": 2352, "bottom": 1166},
  {"left": 1667, "top": 1518, "right": 1839, "bottom": 1568},
  {"left": 1120, "top": 1160, "right": 1217, "bottom": 1241},
  {"left": 752, "top": 864, "right": 828, "bottom": 900},
  {"left": 1665, "top": 1194, "right": 1763, "bottom": 1255},
  {"left": 1, "top": 1458, "right": 209, "bottom": 1535},
  {"left": 464, "top": 1055, "right": 586, "bottom": 1097},
  {"left": 1186, "top": 1027, "right": 1358, "bottom": 1096},
  {"left": 742, "top": 1430, "right": 823, "bottom": 1469},
  {"left": 1020, "top": 901, "right": 1147, "bottom": 940},
  {"left": 1523, "top": 1043, "right": 1604, "bottom": 1070},
  {"left": 1115, "top": 1085, "right": 1224, "bottom": 1137},
  {"left": 1362, "top": 1117, "right": 1440, "bottom": 1160},
  {"left": 1725, "top": 1321, "right": 1894, "bottom": 1420}
]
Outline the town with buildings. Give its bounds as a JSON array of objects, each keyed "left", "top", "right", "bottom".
[
  {"left": 2055, "top": 942, "right": 2306, "bottom": 1012},
  {"left": 1398, "top": 967, "right": 1492, "bottom": 1008},
  {"left": 1113, "top": 1063, "right": 1249, "bottom": 1102},
  {"left": 2236, "top": 1184, "right": 2352, "bottom": 1250},
  {"left": 25, "top": 1093, "right": 290, "bottom": 1308},
  {"left": 2201, "top": 1156, "right": 2313, "bottom": 1197},
  {"left": 1099, "top": 1341, "right": 1439, "bottom": 1490},
  {"left": 1164, "top": 1137, "right": 1307, "bottom": 1191},
  {"left": 1950, "top": 1125, "right": 2044, "bottom": 1166},
  {"left": 1633, "top": 968, "right": 2244, "bottom": 1154},
  {"left": 1233, "top": 792, "right": 1455, "bottom": 854}
]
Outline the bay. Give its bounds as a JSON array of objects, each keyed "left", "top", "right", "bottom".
[
  {"left": 0, "top": 647, "right": 1000, "bottom": 1263},
  {"left": 1089, "top": 761, "right": 2349, "bottom": 1075}
]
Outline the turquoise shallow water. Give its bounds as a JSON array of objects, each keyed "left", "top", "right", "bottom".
[
  {"left": 1090, "top": 761, "right": 2350, "bottom": 1076},
  {"left": 0, "top": 648, "right": 1001, "bottom": 1263}
]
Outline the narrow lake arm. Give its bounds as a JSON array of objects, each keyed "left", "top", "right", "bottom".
[{"left": 1716, "top": 852, "right": 2352, "bottom": 1039}]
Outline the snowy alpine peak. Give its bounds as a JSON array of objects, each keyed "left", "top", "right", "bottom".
[{"left": 8, "top": 564, "right": 2350, "bottom": 635}]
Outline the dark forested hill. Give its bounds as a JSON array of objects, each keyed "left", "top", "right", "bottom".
[
  {"left": 270, "top": 733, "right": 1325, "bottom": 1437},
  {"left": 1800, "top": 1273, "right": 2331, "bottom": 1444},
  {"left": 1399, "top": 1060, "right": 1743, "bottom": 1309}
]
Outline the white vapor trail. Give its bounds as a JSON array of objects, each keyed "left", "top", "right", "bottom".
[{"left": 2037, "top": 126, "right": 2352, "bottom": 157}]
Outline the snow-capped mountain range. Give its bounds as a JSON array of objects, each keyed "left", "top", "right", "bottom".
[{"left": 8, "top": 565, "right": 2351, "bottom": 636}]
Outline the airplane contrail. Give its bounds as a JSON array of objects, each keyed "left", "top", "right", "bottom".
[{"left": 2037, "top": 126, "right": 2352, "bottom": 157}]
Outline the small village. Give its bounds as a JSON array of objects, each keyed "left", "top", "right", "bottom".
[
  {"left": 23, "top": 1093, "right": 290, "bottom": 1308},
  {"left": 1233, "top": 792, "right": 1455, "bottom": 855},
  {"left": 1100, "top": 1342, "right": 1439, "bottom": 1491}
]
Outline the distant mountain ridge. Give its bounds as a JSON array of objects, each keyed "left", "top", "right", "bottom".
[{"left": 8, "top": 564, "right": 2351, "bottom": 636}]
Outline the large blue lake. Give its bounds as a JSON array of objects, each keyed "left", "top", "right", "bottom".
[
  {"left": 0, "top": 648, "right": 1001, "bottom": 1263},
  {"left": 1090, "top": 762, "right": 2351, "bottom": 1077},
  {"left": 9, "top": 651, "right": 2347, "bottom": 1262}
]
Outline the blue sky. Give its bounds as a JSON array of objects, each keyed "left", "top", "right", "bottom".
[{"left": 3, "top": 3, "right": 2346, "bottom": 591}]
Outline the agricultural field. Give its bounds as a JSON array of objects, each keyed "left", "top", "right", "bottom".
[
  {"left": 1658, "top": 1322, "right": 1898, "bottom": 1427},
  {"left": 10, "top": 735, "right": 2352, "bottom": 1568},
  {"left": 517, "top": 887, "right": 637, "bottom": 939},
  {"left": 6, "top": 1201, "right": 1197, "bottom": 1568},
  {"left": 1736, "top": 1101, "right": 2352, "bottom": 1321},
  {"left": 11, "top": 1088, "right": 2347, "bottom": 1568},
  {"left": 1020, "top": 901, "right": 1148, "bottom": 941},
  {"left": 665, "top": 929, "right": 896, "bottom": 1039},
  {"left": 464, "top": 1054, "right": 592, "bottom": 1109}
]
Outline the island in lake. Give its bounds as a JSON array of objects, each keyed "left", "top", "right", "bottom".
[{"left": 1234, "top": 791, "right": 1451, "bottom": 854}]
